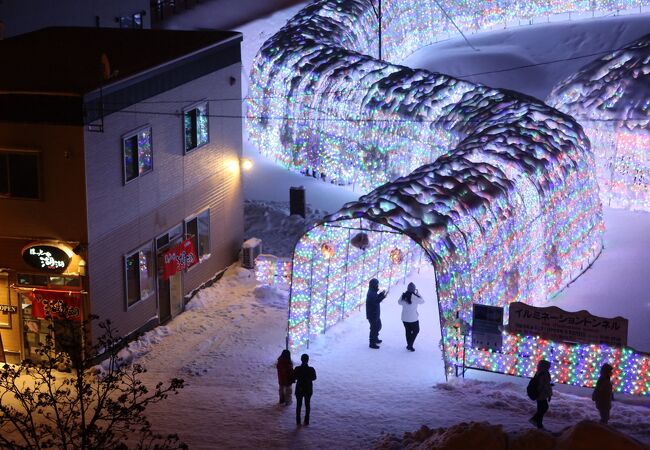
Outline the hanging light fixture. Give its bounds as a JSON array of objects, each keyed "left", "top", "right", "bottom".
[
  {"left": 320, "top": 243, "right": 335, "bottom": 260},
  {"left": 389, "top": 248, "right": 403, "bottom": 265}
]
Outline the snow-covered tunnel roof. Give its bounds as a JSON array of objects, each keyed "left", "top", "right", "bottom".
[
  {"left": 548, "top": 33, "right": 650, "bottom": 129},
  {"left": 547, "top": 32, "right": 650, "bottom": 211}
]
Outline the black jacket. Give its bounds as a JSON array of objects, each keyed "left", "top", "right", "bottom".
[
  {"left": 366, "top": 287, "right": 386, "bottom": 320},
  {"left": 293, "top": 363, "right": 317, "bottom": 396}
]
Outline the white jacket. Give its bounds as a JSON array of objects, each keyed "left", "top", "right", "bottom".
[{"left": 398, "top": 293, "right": 424, "bottom": 322}]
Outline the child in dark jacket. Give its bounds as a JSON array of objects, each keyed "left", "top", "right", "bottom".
[
  {"left": 276, "top": 350, "right": 294, "bottom": 406},
  {"left": 593, "top": 363, "right": 614, "bottom": 424}
]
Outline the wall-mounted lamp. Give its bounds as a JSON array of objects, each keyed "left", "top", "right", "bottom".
[{"left": 241, "top": 158, "right": 254, "bottom": 171}]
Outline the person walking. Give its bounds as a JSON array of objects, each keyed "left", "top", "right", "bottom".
[
  {"left": 276, "top": 349, "right": 294, "bottom": 406},
  {"left": 293, "top": 353, "right": 317, "bottom": 426},
  {"left": 398, "top": 282, "right": 424, "bottom": 351},
  {"left": 592, "top": 363, "right": 614, "bottom": 424},
  {"left": 366, "top": 278, "right": 387, "bottom": 349},
  {"left": 529, "top": 359, "right": 553, "bottom": 429}
]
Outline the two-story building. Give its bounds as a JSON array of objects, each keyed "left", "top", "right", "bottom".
[{"left": 0, "top": 27, "right": 244, "bottom": 363}]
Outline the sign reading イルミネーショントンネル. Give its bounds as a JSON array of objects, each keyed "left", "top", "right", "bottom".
[{"left": 508, "top": 302, "right": 628, "bottom": 347}]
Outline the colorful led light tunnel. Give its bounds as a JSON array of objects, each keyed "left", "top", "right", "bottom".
[
  {"left": 248, "top": 0, "right": 650, "bottom": 396},
  {"left": 548, "top": 33, "right": 650, "bottom": 212}
]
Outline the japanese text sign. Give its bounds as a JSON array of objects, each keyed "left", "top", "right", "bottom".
[
  {"left": 508, "top": 302, "right": 628, "bottom": 346},
  {"left": 30, "top": 289, "right": 82, "bottom": 321},
  {"left": 163, "top": 238, "right": 198, "bottom": 280}
]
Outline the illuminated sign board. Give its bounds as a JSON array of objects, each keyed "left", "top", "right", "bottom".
[{"left": 22, "top": 245, "right": 71, "bottom": 273}]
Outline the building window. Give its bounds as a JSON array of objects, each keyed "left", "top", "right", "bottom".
[
  {"left": 17, "top": 274, "right": 80, "bottom": 288},
  {"left": 185, "top": 210, "right": 210, "bottom": 263},
  {"left": 123, "top": 127, "right": 153, "bottom": 183},
  {"left": 183, "top": 102, "right": 209, "bottom": 153},
  {"left": 0, "top": 151, "right": 40, "bottom": 199},
  {"left": 118, "top": 11, "right": 144, "bottom": 29},
  {"left": 125, "top": 243, "right": 155, "bottom": 307}
]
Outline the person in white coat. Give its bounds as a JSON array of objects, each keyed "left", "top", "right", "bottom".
[{"left": 398, "top": 282, "right": 424, "bottom": 351}]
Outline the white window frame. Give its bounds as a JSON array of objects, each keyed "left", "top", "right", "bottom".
[
  {"left": 184, "top": 209, "right": 211, "bottom": 270},
  {"left": 122, "top": 125, "right": 153, "bottom": 184},
  {"left": 182, "top": 101, "right": 209, "bottom": 154},
  {"left": 124, "top": 242, "right": 155, "bottom": 310}
]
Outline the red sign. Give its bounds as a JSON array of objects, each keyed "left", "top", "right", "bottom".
[
  {"left": 163, "top": 238, "right": 198, "bottom": 280},
  {"left": 30, "top": 290, "right": 82, "bottom": 321}
]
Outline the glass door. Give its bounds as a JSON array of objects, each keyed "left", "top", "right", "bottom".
[{"left": 156, "top": 225, "right": 183, "bottom": 324}]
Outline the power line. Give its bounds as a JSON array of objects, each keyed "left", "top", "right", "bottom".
[
  {"left": 87, "top": 104, "right": 648, "bottom": 124},
  {"left": 98, "top": 42, "right": 634, "bottom": 106}
]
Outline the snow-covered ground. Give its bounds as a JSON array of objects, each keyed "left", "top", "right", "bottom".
[
  {"left": 404, "top": 13, "right": 650, "bottom": 101},
  {"left": 130, "top": 4, "right": 650, "bottom": 449}
]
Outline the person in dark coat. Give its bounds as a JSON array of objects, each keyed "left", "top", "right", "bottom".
[
  {"left": 293, "top": 353, "right": 317, "bottom": 425},
  {"left": 593, "top": 363, "right": 614, "bottom": 424},
  {"left": 276, "top": 349, "right": 294, "bottom": 406},
  {"left": 398, "top": 282, "right": 424, "bottom": 351},
  {"left": 366, "top": 278, "right": 387, "bottom": 349},
  {"left": 529, "top": 359, "right": 553, "bottom": 429}
]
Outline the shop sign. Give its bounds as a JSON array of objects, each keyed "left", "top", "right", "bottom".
[
  {"left": 163, "top": 238, "right": 198, "bottom": 280},
  {"left": 0, "top": 304, "right": 17, "bottom": 313},
  {"left": 472, "top": 304, "right": 504, "bottom": 352},
  {"left": 508, "top": 302, "right": 628, "bottom": 347},
  {"left": 22, "top": 245, "right": 71, "bottom": 273},
  {"left": 30, "top": 289, "right": 81, "bottom": 321}
]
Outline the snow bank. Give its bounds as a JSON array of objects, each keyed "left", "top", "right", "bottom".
[
  {"left": 374, "top": 420, "right": 648, "bottom": 450},
  {"left": 243, "top": 199, "right": 329, "bottom": 257}
]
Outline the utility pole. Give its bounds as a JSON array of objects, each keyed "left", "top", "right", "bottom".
[{"left": 371, "top": 0, "right": 382, "bottom": 60}]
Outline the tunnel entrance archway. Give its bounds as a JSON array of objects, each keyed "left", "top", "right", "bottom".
[{"left": 287, "top": 218, "right": 450, "bottom": 367}]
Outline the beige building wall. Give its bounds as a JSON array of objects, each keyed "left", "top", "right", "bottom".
[
  {"left": 84, "top": 62, "right": 244, "bottom": 339},
  {"left": 0, "top": 123, "right": 88, "bottom": 361}
]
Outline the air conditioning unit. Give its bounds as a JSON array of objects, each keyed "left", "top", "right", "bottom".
[{"left": 241, "top": 238, "right": 262, "bottom": 269}]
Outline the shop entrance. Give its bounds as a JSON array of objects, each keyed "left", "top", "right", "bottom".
[
  {"left": 156, "top": 225, "right": 184, "bottom": 324},
  {"left": 15, "top": 274, "right": 83, "bottom": 364}
]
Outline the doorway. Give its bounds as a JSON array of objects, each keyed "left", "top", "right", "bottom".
[{"left": 156, "top": 225, "right": 184, "bottom": 324}]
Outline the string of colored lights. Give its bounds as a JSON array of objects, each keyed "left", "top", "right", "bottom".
[
  {"left": 251, "top": 0, "right": 650, "bottom": 396},
  {"left": 255, "top": 254, "right": 291, "bottom": 288},
  {"left": 248, "top": 0, "right": 650, "bottom": 192},
  {"left": 464, "top": 333, "right": 650, "bottom": 396},
  {"left": 548, "top": 33, "right": 650, "bottom": 212}
]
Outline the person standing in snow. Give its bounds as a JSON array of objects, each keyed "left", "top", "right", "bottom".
[
  {"left": 529, "top": 359, "right": 553, "bottom": 429},
  {"left": 398, "top": 282, "right": 424, "bottom": 351},
  {"left": 276, "top": 349, "right": 294, "bottom": 406},
  {"left": 293, "top": 353, "right": 317, "bottom": 426},
  {"left": 366, "top": 278, "right": 387, "bottom": 349},
  {"left": 592, "top": 363, "right": 614, "bottom": 424}
]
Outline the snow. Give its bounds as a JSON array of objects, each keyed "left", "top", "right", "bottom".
[
  {"left": 127, "top": 3, "right": 650, "bottom": 449},
  {"left": 404, "top": 14, "right": 650, "bottom": 101}
]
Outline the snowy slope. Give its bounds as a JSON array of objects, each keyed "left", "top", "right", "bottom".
[{"left": 404, "top": 14, "right": 650, "bottom": 101}]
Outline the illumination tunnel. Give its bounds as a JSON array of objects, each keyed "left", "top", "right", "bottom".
[{"left": 249, "top": 0, "right": 650, "bottom": 395}]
